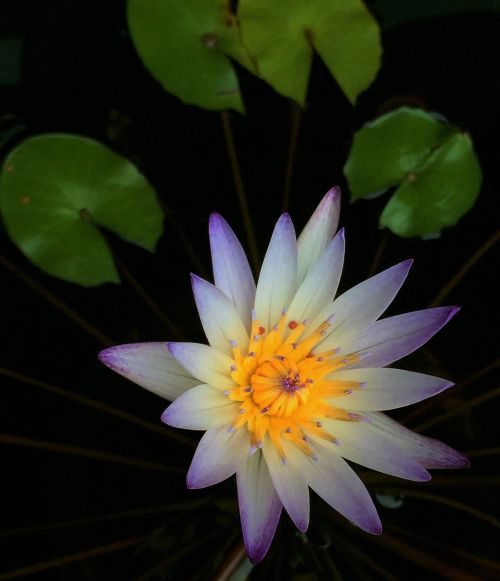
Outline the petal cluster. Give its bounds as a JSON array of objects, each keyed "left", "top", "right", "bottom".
[{"left": 99, "top": 187, "right": 468, "bottom": 563}]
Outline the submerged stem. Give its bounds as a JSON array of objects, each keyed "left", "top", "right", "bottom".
[
  {"left": 0, "top": 366, "right": 194, "bottom": 447},
  {"left": 378, "top": 489, "right": 500, "bottom": 529},
  {"left": 0, "top": 433, "right": 183, "bottom": 474},
  {"left": 0, "top": 536, "right": 145, "bottom": 580},
  {"left": 414, "top": 384, "right": 500, "bottom": 432},
  {"left": 0, "top": 501, "right": 208, "bottom": 538},
  {"left": 116, "top": 258, "right": 183, "bottom": 340},
  {"left": 368, "top": 230, "right": 390, "bottom": 276},
  {"left": 220, "top": 111, "right": 260, "bottom": 274},
  {"left": 0, "top": 252, "right": 113, "bottom": 346},
  {"left": 429, "top": 229, "right": 499, "bottom": 307},
  {"left": 402, "top": 355, "right": 500, "bottom": 425},
  {"left": 282, "top": 102, "right": 302, "bottom": 212}
]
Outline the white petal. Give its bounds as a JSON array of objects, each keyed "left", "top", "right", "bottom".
[
  {"left": 312, "top": 260, "right": 412, "bottom": 349},
  {"left": 187, "top": 426, "right": 249, "bottom": 489},
  {"left": 322, "top": 419, "right": 430, "bottom": 481},
  {"left": 98, "top": 343, "right": 198, "bottom": 401},
  {"left": 167, "top": 342, "right": 234, "bottom": 389},
  {"left": 191, "top": 274, "right": 249, "bottom": 355},
  {"left": 367, "top": 412, "right": 470, "bottom": 469},
  {"left": 297, "top": 187, "right": 340, "bottom": 284},
  {"left": 262, "top": 436, "right": 309, "bottom": 531},
  {"left": 287, "top": 228, "right": 345, "bottom": 324},
  {"left": 209, "top": 213, "right": 256, "bottom": 328},
  {"left": 294, "top": 439, "right": 382, "bottom": 534},
  {"left": 161, "top": 384, "right": 238, "bottom": 430},
  {"left": 328, "top": 368, "right": 453, "bottom": 411},
  {"left": 254, "top": 214, "right": 298, "bottom": 330},
  {"left": 237, "top": 451, "right": 282, "bottom": 564},
  {"left": 342, "top": 306, "right": 460, "bottom": 369}
]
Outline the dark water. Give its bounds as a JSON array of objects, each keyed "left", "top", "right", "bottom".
[{"left": 0, "top": 1, "right": 499, "bottom": 578}]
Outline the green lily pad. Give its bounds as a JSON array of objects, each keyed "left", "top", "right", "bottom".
[
  {"left": 127, "top": 0, "right": 253, "bottom": 112},
  {"left": 238, "top": 0, "right": 381, "bottom": 105},
  {"left": 380, "top": 132, "right": 482, "bottom": 237},
  {"left": 0, "top": 134, "right": 163, "bottom": 286},
  {"left": 344, "top": 107, "right": 482, "bottom": 237},
  {"left": 345, "top": 108, "right": 457, "bottom": 200}
]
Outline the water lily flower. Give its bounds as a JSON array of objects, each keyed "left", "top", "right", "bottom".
[{"left": 99, "top": 187, "right": 468, "bottom": 563}]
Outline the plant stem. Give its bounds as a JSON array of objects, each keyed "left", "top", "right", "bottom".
[
  {"left": 0, "top": 501, "right": 208, "bottom": 537},
  {"left": 0, "top": 366, "right": 195, "bottom": 447},
  {"left": 133, "top": 529, "right": 219, "bottom": 580},
  {"left": 220, "top": 111, "right": 260, "bottom": 274},
  {"left": 213, "top": 540, "right": 246, "bottom": 581},
  {"left": 0, "top": 252, "right": 113, "bottom": 347},
  {"left": 384, "top": 524, "right": 500, "bottom": 578},
  {"left": 414, "top": 384, "right": 500, "bottom": 432},
  {"left": 429, "top": 229, "right": 500, "bottom": 307},
  {"left": 282, "top": 102, "right": 302, "bottom": 212},
  {"left": 0, "top": 536, "right": 145, "bottom": 580},
  {"left": 368, "top": 230, "right": 390, "bottom": 276},
  {"left": 337, "top": 539, "right": 397, "bottom": 581},
  {"left": 377, "top": 489, "right": 500, "bottom": 529},
  {"left": 160, "top": 200, "right": 208, "bottom": 277},
  {"left": 402, "top": 355, "right": 500, "bottom": 425},
  {"left": 116, "top": 258, "right": 183, "bottom": 340},
  {"left": 0, "top": 433, "right": 183, "bottom": 474}
]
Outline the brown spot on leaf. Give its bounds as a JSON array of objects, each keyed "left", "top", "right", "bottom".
[
  {"left": 21, "top": 195, "right": 30, "bottom": 205},
  {"left": 79, "top": 208, "right": 91, "bottom": 221},
  {"left": 202, "top": 33, "right": 217, "bottom": 49}
]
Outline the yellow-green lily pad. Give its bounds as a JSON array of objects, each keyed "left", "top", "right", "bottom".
[
  {"left": 238, "top": 0, "right": 381, "bottom": 105},
  {"left": 127, "top": 0, "right": 253, "bottom": 112}
]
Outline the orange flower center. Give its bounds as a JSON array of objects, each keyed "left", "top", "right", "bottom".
[{"left": 226, "top": 312, "right": 365, "bottom": 458}]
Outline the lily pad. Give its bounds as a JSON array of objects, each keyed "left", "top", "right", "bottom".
[
  {"left": 238, "top": 0, "right": 381, "bottom": 105},
  {"left": 345, "top": 108, "right": 457, "bottom": 200},
  {"left": 0, "top": 134, "right": 163, "bottom": 286},
  {"left": 127, "top": 0, "right": 253, "bottom": 112},
  {"left": 380, "top": 132, "right": 482, "bottom": 237},
  {"left": 344, "top": 107, "right": 482, "bottom": 237}
]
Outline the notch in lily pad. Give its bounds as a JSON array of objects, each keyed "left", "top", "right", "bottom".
[
  {"left": 127, "top": 0, "right": 254, "bottom": 112},
  {"left": 344, "top": 107, "right": 482, "bottom": 238},
  {"left": 0, "top": 134, "right": 164, "bottom": 286},
  {"left": 237, "top": 0, "right": 382, "bottom": 105}
]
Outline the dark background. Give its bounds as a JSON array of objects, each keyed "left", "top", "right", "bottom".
[{"left": 0, "top": 1, "right": 499, "bottom": 579}]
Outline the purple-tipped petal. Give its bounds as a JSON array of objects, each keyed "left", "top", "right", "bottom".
[
  {"left": 237, "top": 451, "right": 282, "bottom": 564},
  {"left": 209, "top": 213, "right": 256, "bottom": 329},
  {"left": 161, "top": 384, "right": 238, "bottom": 430},
  {"left": 315, "top": 260, "right": 413, "bottom": 349},
  {"left": 98, "top": 343, "right": 198, "bottom": 401},
  {"left": 287, "top": 228, "right": 345, "bottom": 325},
  {"left": 297, "top": 187, "right": 340, "bottom": 283},
  {"left": 186, "top": 426, "right": 249, "bottom": 489},
  {"left": 167, "top": 342, "right": 234, "bottom": 389},
  {"left": 254, "top": 214, "right": 297, "bottom": 330},
  {"left": 191, "top": 274, "right": 249, "bottom": 355},
  {"left": 345, "top": 306, "right": 460, "bottom": 368},
  {"left": 368, "top": 412, "right": 470, "bottom": 469},
  {"left": 262, "top": 436, "right": 309, "bottom": 532},
  {"left": 329, "top": 368, "right": 453, "bottom": 411},
  {"left": 296, "top": 440, "right": 382, "bottom": 535},
  {"left": 322, "top": 419, "right": 430, "bottom": 481}
]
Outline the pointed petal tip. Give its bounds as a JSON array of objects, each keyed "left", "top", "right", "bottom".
[
  {"left": 446, "top": 306, "right": 461, "bottom": 322},
  {"left": 326, "top": 185, "right": 341, "bottom": 199},
  {"left": 367, "top": 521, "right": 383, "bottom": 535},
  {"left": 97, "top": 346, "right": 121, "bottom": 370},
  {"left": 160, "top": 407, "right": 171, "bottom": 425}
]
